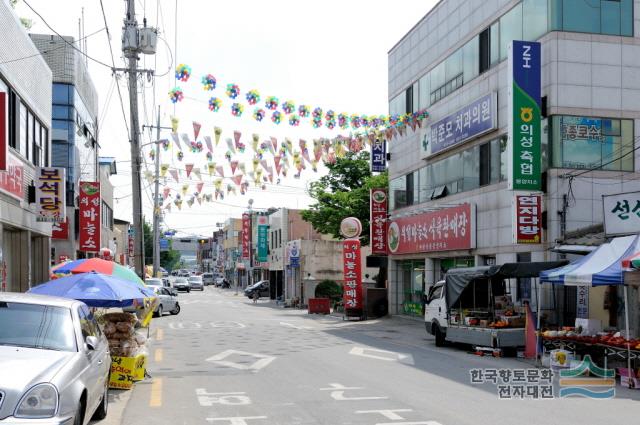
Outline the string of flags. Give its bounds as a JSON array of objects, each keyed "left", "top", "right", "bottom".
[{"left": 169, "top": 63, "right": 428, "bottom": 132}]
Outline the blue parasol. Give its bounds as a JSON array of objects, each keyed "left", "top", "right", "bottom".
[{"left": 29, "top": 272, "right": 155, "bottom": 308}]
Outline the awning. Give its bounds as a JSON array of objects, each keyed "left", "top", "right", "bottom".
[{"left": 540, "top": 235, "right": 640, "bottom": 286}]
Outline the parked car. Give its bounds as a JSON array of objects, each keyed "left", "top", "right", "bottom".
[
  {"left": 188, "top": 276, "right": 204, "bottom": 291},
  {"left": 152, "top": 287, "right": 180, "bottom": 317},
  {"left": 214, "top": 277, "right": 225, "bottom": 287},
  {"left": 244, "top": 280, "right": 270, "bottom": 299},
  {"left": 145, "top": 278, "right": 163, "bottom": 287},
  {"left": 202, "top": 273, "right": 215, "bottom": 286},
  {"left": 0, "top": 293, "right": 110, "bottom": 424},
  {"left": 173, "top": 277, "right": 190, "bottom": 292}
]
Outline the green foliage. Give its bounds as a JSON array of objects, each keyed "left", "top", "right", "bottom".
[
  {"left": 301, "top": 151, "right": 388, "bottom": 245},
  {"left": 314, "top": 280, "right": 343, "bottom": 302},
  {"left": 143, "top": 222, "right": 181, "bottom": 271}
]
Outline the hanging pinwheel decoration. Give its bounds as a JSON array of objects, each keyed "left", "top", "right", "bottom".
[
  {"left": 168, "top": 87, "right": 184, "bottom": 103},
  {"left": 175, "top": 64, "right": 191, "bottom": 82},
  {"left": 208, "top": 97, "right": 222, "bottom": 112},
  {"left": 226, "top": 83, "right": 240, "bottom": 99},
  {"left": 253, "top": 108, "right": 266, "bottom": 122},
  {"left": 201, "top": 74, "right": 216, "bottom": 90},
  {"left": 246, "top": 89, "right": 261, "bottom": 105}
]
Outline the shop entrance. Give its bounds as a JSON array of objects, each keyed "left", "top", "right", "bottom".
[{"left": 396, "top": 260, "right": 425, "bottom": 317}]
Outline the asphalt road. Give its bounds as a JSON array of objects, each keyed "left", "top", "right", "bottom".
[{"left": 106, "top": 286, "right": 640, "bottom": 425}]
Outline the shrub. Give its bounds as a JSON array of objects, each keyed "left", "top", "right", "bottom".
[{"left": 314, "top": 280, "right": 342, "bottom": 302}]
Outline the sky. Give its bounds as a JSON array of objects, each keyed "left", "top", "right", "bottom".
[{"left": 17, "top": 0, "right": 438, "bottom": 237}]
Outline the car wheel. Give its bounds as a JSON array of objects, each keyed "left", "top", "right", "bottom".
[
  {"left": 73, "top": 401, "right": 84, "bottom": 425},
  {"left": 434, "top": 324, "right": 446, "bottom": 347},
  {"left": 170, "top": 303, "right": 180, "bottom": 315},
  {"left": 187, "top": 288, "right": 190, "bottom": 293},
  {"left": 92, "top": 379, "right": 109, "bottom": 420},
  {"left": 157, "top": 305, "right": 163, "bottom": 317}
]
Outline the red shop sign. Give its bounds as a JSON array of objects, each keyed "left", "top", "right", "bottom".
[
  {"left": 242, "top": 213, "right": 251, "bottom": 259},
  {"left": 78, "top": 181, "right": 100, "bottom": 252},
  {"left": 342, "top": 240, "right": 363, "bottom": 311},
  {"left": 370, "top": 188, "right": 388, "bottom": 255},
  {"left": 128, "top": 235, "right": 134, "bottom": 257},
  {"left": 0, "top": 151, "right": 24, "bottom": 200},
  {"left": 387, "top": 203, "right": 476, "bottom": 255},
  {"left": 51, "top": 219, "right": 69, "bottom": 240},
  {"left": 514, "top": 194, "right": 542, "bottom": 244},
  {"left": 0, "top": 92, "right": 7, "bottom": 171}
]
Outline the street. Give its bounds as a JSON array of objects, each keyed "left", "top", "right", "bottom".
[{"left": 103, "top": 287, "right": 640, "bottom": 425}]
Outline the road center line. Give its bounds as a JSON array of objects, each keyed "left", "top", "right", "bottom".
[
  {"left": 149, "top": 378, "right": 163, "bottom": 407},
  {"left": 156, "top": 328, "right": 164, "bottom": 341},
  {"left": 154, "top": 348, "right": 163, "bottom": 362}
]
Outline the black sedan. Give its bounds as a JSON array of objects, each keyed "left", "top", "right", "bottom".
[{"left": 244, "top": 280, "right": 270, "bottom": 299}]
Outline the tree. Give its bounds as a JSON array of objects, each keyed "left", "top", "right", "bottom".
[
  {"left": 143, "top": 222, "right": 181, "bottom": 271},
  {"left": 9, "top": 0, "right": 34, "bottom": 30},
  {"left": 301, "top": 151, "right": 387, "bottom": 245}
]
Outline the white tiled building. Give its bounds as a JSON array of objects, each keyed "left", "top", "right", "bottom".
[{"left": 387, "top": 0, "right": 640, "bottom": 321}]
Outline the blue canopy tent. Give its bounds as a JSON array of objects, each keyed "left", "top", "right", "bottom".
[{"left": 539, "top": 235, "right": 637, "bottom": 385}]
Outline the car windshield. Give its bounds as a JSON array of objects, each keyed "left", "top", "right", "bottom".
[
  {"left": 189, "top": 277, "right": 202, "bottom": 282},
  {"left": 175, "top": 278, "right": 187, "bottom": 283},
  {"left": 146, "top": 279, "right": 162, "bottom": 286},
  {"left": 0, "top": 302, "right": 77, "bottom": 351}
]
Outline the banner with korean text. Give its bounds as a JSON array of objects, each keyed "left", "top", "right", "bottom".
[
  {"left": 508, "top": 40, "right": 541, "bottom": 191},
  {"left": 370, "top": 138, "right": 386, "bottom": 172},
  {"left": 342, "top": 239, "right": 362, "bottom": 311},
  {"left": 51, "top": 219, "right": 69, "bottom": 240},
  {"left": 257, "top": 215, "right": 268, "bottom": 262},
  {"left": 603, "top": 191, "right": 640, "bottom": 236},
  {"left": 513, "top": 194, "right": 542, "bottom": 244},
  {"left": 35, "top": 167, "right": 66, "bottom": 222},
  {"left": 79, "top": 181, "right": 100, "bottom": 252},
  {"left": 370, "top": 188, "right": 387, "bottom": 255},
  {"left": 242, "top": 213, "right": 251, "bottom": 259},
  {"left": 387, "top": 203, "right": 475, "bottom": 255}
]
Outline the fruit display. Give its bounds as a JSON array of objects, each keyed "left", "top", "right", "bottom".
[
  {"left": 542, "top": 329, "right": 640, "bottom": 350},
  {"left": 489, "top": 321, "right": 509, "bottom": 328}
]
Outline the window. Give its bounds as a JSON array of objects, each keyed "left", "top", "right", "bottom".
[
  {"left": 52, "top": 84, "right": 71, "bottom": 104},
  {"left": 405, "top": 86, "right": 413, "bottom": 115},
  {"left": 490, "top": 22, "right": 500, "bottom": 65},
  {"left": 549, "top": 0, "right": 633, "bottom": 36},
  {"left": 550, "top": 115, "right": 634, "bottom": 171},
  {"left": 462, "top": 35, "right": 479, "bottom": 83},
  {"left": 523, "top": 0, "right": 548, "bottom": 40},
  {"left": 479, "top": 143, "right": 491, "bottom": 186},
  {"left": 499, "top": 3, "right": 523, "bottom": 60},
  {"left": 406, "top": 172, "right": 415, "bottom": 206},
  {"left": 389, "top": 92, "right": 406, "bottom": 116},
  {"left": 77, "top": 305, "right": 99, "bottom": 339},
  {"left": 19, "top": 102, "right": 27, "bottom": 157},
  {"left": 418, "top": 74, "right": 430, "bottom": 109},
  {"left": 8, "top": 91, "right": 17, "bottom": 149},
  {"left": 390, "top": 176, "right": 407, "bottom": 209}
]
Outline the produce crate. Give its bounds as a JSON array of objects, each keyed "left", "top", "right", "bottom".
[{"left": 109, "top": 354, "right": 147, "bottom": 390}]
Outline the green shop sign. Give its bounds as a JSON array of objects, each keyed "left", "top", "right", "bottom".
[{"left": 257, "top": 216, "right": 269, "bottom": 262}]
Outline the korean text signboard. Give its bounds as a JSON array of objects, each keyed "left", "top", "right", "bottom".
[
  {"left": 421, "top": 93, "right": 497, "bottom": 158},
  {"left": 387, "top": 203, "right": 475, "bottom": 255},
  {"left": 603, "top": 191, "right": 640, "bottom": 236},
  {"left": 257, "top": 215, "right": 268, "bottom": 262},
  {"left": 51, "top": 219, "right": 69, "bottom": 240},
  {"left": 79, "top": 181, "right": 100, "bottom": 252},
  {"left": 342, "top": 239, "right": 362, "bottom": 311},
  {"left": 242, "top": 213, "right": 251, "bottom": 259},
  {"left": 0, "top": 152, "right": 23, "bottom": 200},
  {"left": 35, "top": 167, "right": 66, "bottom": 222},
  {"left": 576, "top": 286, "right": 589, "bottom": 319},
  {"left": 370, "top": 189, "right": 387, "bottom": 255},
  {"left": 287, "top": 240, "right": 300, "bottom": 267},
  {"left": 508, "top": 40, "right": 541, "bottom": 191},
  {"left": 513, "top": 194, "right": 542, "bottom": 244},
  {"left": 0, "top": 92, "right": 7, "bottom": 171},
  {"left": 370, "top": 139, "right": 386, "bottom": 172}
]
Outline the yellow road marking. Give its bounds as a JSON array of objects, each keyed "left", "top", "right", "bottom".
[
  {"left": 149, "top": 378, "right": 163, "bottom": 407},
  {"left": 156, "top": 328, "right": 164, "bottom": 341},
  {"left": 154, "top": 348, "right": 163, "bottom": 363}
]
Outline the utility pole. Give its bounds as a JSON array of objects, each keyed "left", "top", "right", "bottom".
[{"left": 121, "top": 0, "right": 157, "bottom": 278}]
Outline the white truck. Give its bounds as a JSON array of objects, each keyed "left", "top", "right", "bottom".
[{"left": 424, "top": 262, "right": 566, "bottom": 350}]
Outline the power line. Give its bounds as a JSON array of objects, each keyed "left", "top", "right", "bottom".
[
  {"left": 22, "top": 0, "right": 113, "bottom": 69},
  {"left": 0, "top": 26, "right": 105, "bottom": 65}
]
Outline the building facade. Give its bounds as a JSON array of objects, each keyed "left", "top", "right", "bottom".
[
  {"left": 222, "top": 217, "right": 242, "bottom": 283},
  {"left": 0, "top": 1, "right": 53, "bottom": 291},
  {"left": 30, "top": 33, "right": 99, "bottom": 263},
  {"left": 387, "top": 0, "right": 640, "bottom": 319}
]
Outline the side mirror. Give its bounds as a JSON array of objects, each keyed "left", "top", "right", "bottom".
[{"left": 85, "top": 335, "right": 99, "bottom": 351}]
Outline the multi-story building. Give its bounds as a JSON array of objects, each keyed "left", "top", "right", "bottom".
[
  {"left": 30, "top": 33, "right": 99, "bottom": 262},
  {"left": 168, "top": 234, "right": 200, "bottom": 268},
  {"left": 99, "top": 157, "right": 116, "bottom": 255},
  {"left": 222, "top": 217, "right": 242, "bottom": 283},
  {"left": 113, "top": 218, "right": 131, "bottom": 265},
  {"left": 0, "top": 2, "right": 53, "bottom": 291},
  {"left": 387, "top": 0, "right": 640, "bottom": 320}
]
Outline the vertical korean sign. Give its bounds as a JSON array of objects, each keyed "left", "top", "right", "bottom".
[
  {"left": 35, "top": 167, "right": 66, "bottom": 222},
  {"left": 79, "top": 181, "right": 100, "bottom": 252},
  {"left": 0, "top": 92, "right": 6, "bottom": 171},
  {"left": 513, "top": 194, "right": 542, "bottom": 244},
  {"left": 508, "top": 40, "right": 541, "bottom": 191},
  {"left": 257, "top": 215, "right": 268, "bottom": 262},
  {"left": 342, "top": 239, "right": 362, "bottom": 312},
  {"left": 242, "top": 213, "right": 251, "bottom": 259},
  {"left": 370, "top": 189, "right": 387, "bottom": 255},
  {"left": 370, "top": 139, "right": 386, "bottom": 172}
]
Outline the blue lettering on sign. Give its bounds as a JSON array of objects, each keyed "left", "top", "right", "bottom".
[
  {"left": 371, "top": 139, "right": 386, "bottom": 172},
  {"left": 425, "top": 93, "right": 496, "bottom": 156}
]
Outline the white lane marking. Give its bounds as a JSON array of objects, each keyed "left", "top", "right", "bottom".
[
  {"left": 196, "top": 389, "right": 251, "bottom": 406},
  {"left": 279, "top": 321, "right": 312, "bottom": 330},
  {"left": 319, "top": 383, "right": 387, "bottom": 401},
  {"left": 210, "top": 321, "right": 247, "bottom": 328},
  {"left": 206, "top": 417, "right": 267, "bottom": 424},
  {"left": 169, "top": 321, "right": 202, "bottom": 330},
  {"left": 376, "top": 422, "right": 443, "bottom": 425},
  {"left": 349, "top": 347, "right": 415, "bottom": 365},
  {"left": 206, "top": 350, "right": 276, "bottom": 371},
  {"left": 356, "top": 409, "right": 413, "bottom": 420}
]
